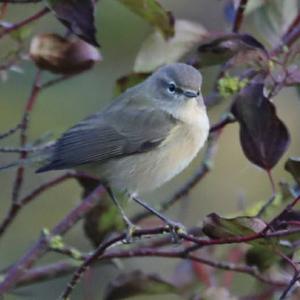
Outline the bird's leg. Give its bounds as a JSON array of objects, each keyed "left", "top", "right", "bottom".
[
  {"left": 105, "top": 186, "right": 138, "bottom": 242},
  {"left": 130, "top": 194, "right": 186, "bottom": 242}
]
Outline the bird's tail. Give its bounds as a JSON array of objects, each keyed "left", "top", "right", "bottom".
[{"left": 0, "top": 142, "right": 55, "bottom": 172}]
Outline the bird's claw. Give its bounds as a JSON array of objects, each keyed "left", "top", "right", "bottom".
[
  {"left": 166, "top": 221, "right": 186, "bottom": 243},
  {"left": 123, "top": 223, "right": 140, "bottom": 244}
]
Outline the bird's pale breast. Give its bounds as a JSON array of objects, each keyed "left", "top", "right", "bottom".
[{"left": 91, "top": 104, "right": 209, "bottom": 194}]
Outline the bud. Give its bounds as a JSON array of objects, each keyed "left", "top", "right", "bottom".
[{"left": 29, "top": 33, "right": 101, "bottom": 74}]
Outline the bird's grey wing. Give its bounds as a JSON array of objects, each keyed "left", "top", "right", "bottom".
[{"left": 37, "top": 108, "right": 176, "bottom": 172}]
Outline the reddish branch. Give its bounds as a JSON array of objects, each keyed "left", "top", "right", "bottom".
[
  {"left": 59, "top": 219, "right": 300, "bottom": 299},
  {"left": 232, "top": 0, "right": 248, "bottom": 33},
  {"left": 0, "top": 185, "right": 105, "bottom": 294},
  {"left": 0, "top": 122, "right": 21, "bottom": 140},
  {"left": 17, "top": 261, "right": 79, "bottom": 288},
  {"left": 16, "top": 247, "right": 287, "bottom": 293},
  {"left": 11, "top": 70, "right": 42, "bottom": 203},
  {"left": 0, "top": 2, "right": 8, "bottom": 19},
  {"left": 0, "top": 7, "right": 49, "bottom": 39}
]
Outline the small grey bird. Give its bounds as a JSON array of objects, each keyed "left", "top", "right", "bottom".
[{"left": 37, "top": 63, "right": 209, "bottom": 232}]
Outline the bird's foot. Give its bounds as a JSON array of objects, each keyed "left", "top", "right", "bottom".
[
  {"left": 123, "top": 222, "right": 140, "bottom": 244},
  {"left": 165, "top": 220, "right": 186, "bottom": 243}
]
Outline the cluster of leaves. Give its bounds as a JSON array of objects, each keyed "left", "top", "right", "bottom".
[{"left": 2, "top": 0, "right": 300, "bottom": 299}]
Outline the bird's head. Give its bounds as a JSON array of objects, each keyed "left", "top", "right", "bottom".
[{"left": 146, "top": 63, "right": 204, "bottom": 113}]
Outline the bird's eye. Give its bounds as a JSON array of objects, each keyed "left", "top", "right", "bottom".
[{"left": 167, "top": 82, "right": 176, "bottom": 94}]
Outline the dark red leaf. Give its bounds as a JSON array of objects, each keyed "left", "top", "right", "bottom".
[
  {"left": 231, "top": 82, "right": 290, "bottom": 170},
  {"left": 47, "top": 0, "right": 99, "bottom": 47}
]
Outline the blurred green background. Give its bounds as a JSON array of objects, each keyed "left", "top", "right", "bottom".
[{"left": 0, "top": 0, "right": 300, "bottom": 299}]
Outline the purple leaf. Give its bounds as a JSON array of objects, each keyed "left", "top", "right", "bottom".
[
  {"left": 47, "top": 0, "right": 99, "bottom": 47},
  {"left": 231, "top": 82, "right": 290, "bottom": 170}
]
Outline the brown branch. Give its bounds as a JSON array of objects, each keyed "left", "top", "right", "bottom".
[
  {"left": 0, "top": 1, "right": 8, "bottom": 18},
  {"left": 16, "top": 261, "right": 79, "bottom": 288},
  {"left": 0, "top": 184, "right": 105, "bottom": 294},
  {"left": 11, "top": 70, "right": 42, "bottom": 203},
  {"left": 232, "top": 0, "right": 248, "bottom": 33},
  {"left": 286, "top": 13, "right": 300, "bottom": 37},
  {"left": 0, "top": 7, "right": 49, "bottom": 39},
  {"left": 17, "top": 228, "right": 203, "bottom": 288},
  {"left": 256, "top": 170, "right": 276, "bottom": 217},
  {"left": 279, "top": 271, "right": 300, "bottom": 299},
  {"left": 59, "top": 221, "right": 300, "bottom": 299},
  {"left": 209, "top": 114, "right": 236, "bottom": 133},
  {"left": 17, "top": 245, "right": 287, "bottom": 292},
  {"left": 0, "top": 122, "right": 21, "bottom": 140},
  {"left": 272, "top": 21, "right": 300, "bottom": 57},
  {"left": 268, "top": 195, "right": 300, "bottom": 230},
  {"left": 40, "top": 75, "right": 75, "bottom": 90}
]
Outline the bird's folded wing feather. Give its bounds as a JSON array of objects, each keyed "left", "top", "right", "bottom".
[{"left": 37, "top": 106, "right": 177, "bottom": 172}]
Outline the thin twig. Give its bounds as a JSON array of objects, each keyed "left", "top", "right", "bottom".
[
  {"left": 279, "top": 272, "right": 300, "bottom": 299},
  {"left": 61, "top": 223, "right": 300, "bottom": 299},
  {"left": 0, "top": 1, "right": 8, "bottom": 19},
  {"left": 0, "top": 142, "right": 53, "bottom": 153},
  {"left": 209, "top": 114, "right": 236, "bottom": 133},
  {"left": 16, "top": 261, "right": 79, "bottom": 288},
  {"left": 257, "top": 170, "right": 276, "bottom": 217},
  {"left": 0, "top": 7, "right": 49, "bottom": 39},
  {"left": 268, "top": 195, "right": 300, "bottom": 230},
  {"left": 16, "top": 245, "right": 287, "bottom": 292},
  {"left": 40, "top": 75, "right": 75, "bottom": 90},
  {"left": 232, "top": 0, "right": 248, "bottom": 33},
  {"left": 11, "top": 70, "right": 41, "bottom": 203},
  {"left": 0, "top": 123, "right": 21, "bottom": 140}
]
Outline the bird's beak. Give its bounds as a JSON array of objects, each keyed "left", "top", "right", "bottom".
[{"left": 183, "top": 90, "right": 199, "bottom": 98}]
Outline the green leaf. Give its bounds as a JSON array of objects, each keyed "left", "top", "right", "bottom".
[
  {"left": 134, "top": 19, "right": 207, "bottom": 73},
  {"left": 115, "top": 72, "right": 150, "bottom": 95},
  {"left": 203, "top": 213, "right": 295, "bottom": 270},
  {"left": 49, "top": 234, "right": 64, "bottom": 250},
  {"left": 218, "top": 75, "right": 248, "bottom": 99},
  {"left": 245, "top": 245, "right": 280, "bottom": 271},
  {"left": 10, "top": 26, "right": 32, "bottom": 42},
  {"left": 197, "top": 33, "right": 267, "bottom": 68},
  {"left": 285, "top": 157, "right": 300, "bottom": 185},
  {"left": 118, "top": 0, "right": 174, "bottom": 39},
  {"left": 203, "top": 213, "right": 270, "bottom": 247},
  {"left": 104, "top": 270, "right": 177, "bottom": 300},
  {"left": 45, "top": 0, "right": 99, "bottom": 47}
]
